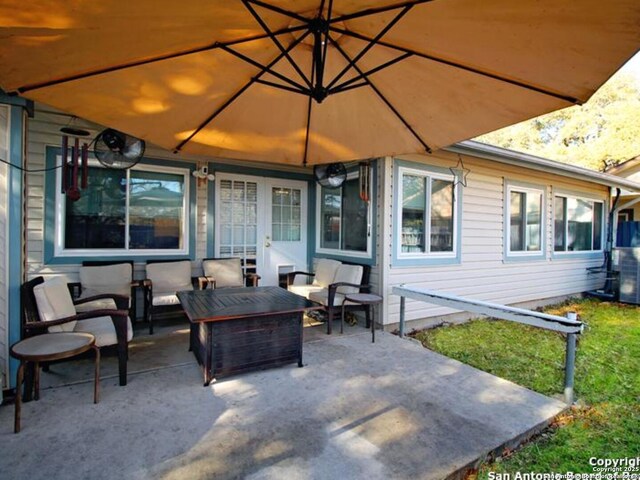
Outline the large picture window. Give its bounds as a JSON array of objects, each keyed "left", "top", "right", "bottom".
[
  {"left": 397, "top": 165, "right": 458, "bottom": 258},
  {"left": 554, "top": 194, "right": 604, "bottom": 252},
  {"left": 506, "top": 185, "right": 544, "bottom": 256},
  {"left": 58, "top": 163, "right": 189, "bottom": 254},
  {"left": 317, "top": 171, "right": 371, "bottom": 256}
]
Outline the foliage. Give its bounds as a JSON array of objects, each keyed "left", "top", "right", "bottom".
[
  {"left": 475, "top": 73, "right": 640, "bottom": 171},
  {"left": 414, "top": 299, "right": 640, "bottom": 474}
]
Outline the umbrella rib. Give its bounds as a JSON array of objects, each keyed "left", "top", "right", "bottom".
[
  {"left": 326, "top": 5, "right": 412, "bottom": 91},
  {"left": 329, "top": 52, "right": 413, "bottom": 94},
  {"left": 302, "top": 84, "right": 314, "bottom": 168},
  {"left": 329, "top": 0, "right": 435, "bottom": 24},
  {"left": 245, "top": 0, "right": 309, "bottom": 23},
  {"left": 255, "top": 78, "right": 312, "bottom": 96},
  {"left": 173, "top": 31, "right": 311, "bottom": 153},
  {"left": 11, "top": 25, "right": 307, "bottom": 95},
  {"left": 217, "top": 44, "right": 310, "bottom": 94},
  {"left": 330, "top": 26, "right": 581, "bottom": 105},
  {"left": 242, "top": 0, "right": 313, "bottom": 89},
  {"left": 328, "top": 33, "right": 433, "bottom": 154}
]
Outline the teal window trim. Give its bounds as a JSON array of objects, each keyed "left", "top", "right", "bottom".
[
  {"left": 6, "top": 105, "right": 25, "bottom": 389},
  {"left": 551, "top": 188, "right": 607, "bottom": 260},
  {"left": 44, "top": 146, "right": 197, "bottom": 264},
  {"left": 313, "top": 160, "right": 377, "bottom": 265},
  {"left": 503, "top": 179, "right": 546, "bottom": 263},
  {"left": 392, "top": 159, "right": 462, "bottom": 267},
  {"left": 206, "top": 161, "right": 314, "bottom": 260}
]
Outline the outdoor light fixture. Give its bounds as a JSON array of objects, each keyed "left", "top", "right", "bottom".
[{"left": 192, "top": 166, "right": 215, "bottom": 182}]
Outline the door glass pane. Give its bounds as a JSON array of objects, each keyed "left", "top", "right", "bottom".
[
  {"left": 431, "top": 179, "right": 454, "bottom": 252},
  {"left": 554, "top": 196, "right": 566, "bottom": 251},
  {"left": 402, "top": 174, "right": 426, "bottom": 253},
  {"left": 272, "top": 187, "right": 301, "bottom": 242},
  {"left": 510, "top": 191, "right": 525, "bottom": 252},
  {"left": 219, "top": 180, "right": 258, "bottom": 267},
  {"left": 129, "top": 170, "right": 184, "bottom": 249},
  {"left": 65, "top": 167, "right": 126, "bottom": 248}
]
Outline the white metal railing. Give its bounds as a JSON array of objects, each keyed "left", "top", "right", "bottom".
[{"left": 392, "top": 285, "right": 584, "bottom": 404}]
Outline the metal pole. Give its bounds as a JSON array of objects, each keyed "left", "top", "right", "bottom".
[
  {"left": 399, "top": 296, "right": 405, "bottom": 338},
  {"left": 564, "top": 312, "right": 578, "bottom": 404}
]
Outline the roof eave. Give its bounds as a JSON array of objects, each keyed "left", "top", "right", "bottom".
[{"left": 446, "top": 140, "right": 640, "bottom": 192}]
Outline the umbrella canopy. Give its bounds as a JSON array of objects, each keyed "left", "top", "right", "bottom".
[{"left": 1, "top": 0, "right": 639, "bottom": 166}]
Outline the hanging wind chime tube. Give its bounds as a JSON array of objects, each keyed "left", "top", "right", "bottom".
[
  {"left": 359, "top": 162, "right": 371, "bottom": 203},
  {"left": 81, "top": 142, "right": 88, "bottom": 189},
  {"left": 61, "top": 135, "right": 69, "bottom": 194}
]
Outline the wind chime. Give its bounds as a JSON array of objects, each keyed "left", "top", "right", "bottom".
[
  {"left": 60, "top": 121, "right": 91, "bottom": 202},
  {"left": 359, "top": 162, "right": 371, "bottom": 203}
]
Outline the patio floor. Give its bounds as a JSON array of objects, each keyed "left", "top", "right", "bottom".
[{"left": 0, "top": 316, "right": 566, "bottom": 480}]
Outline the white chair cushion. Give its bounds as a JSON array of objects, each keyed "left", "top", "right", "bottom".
[
  {"left": 312, "top": 259, "right": 341, "bottom": 288},
  {"left": 79, "top": 264, "right": 132, "bottom": 298},
  {"left": 308, "top": 290, "right": 358, "bottom": 307},
  {"left": 152, "top": 293, "right": 183, "bottom": 306},
  {"left": 75, "top": 298, "right": 118, "bottom": 313},
  {"left": 74, "top": 316, "right": 134, "bottom": 347},
  {"left": 333, "top": 264, "right": 364, "bottom": 295},
  {"left": 33, "top": 277, "right": 77, "bottom": 333},
  {"left": 203, "top": 258, "right": 244, "bottom": 288},
  {"left": 146, "top": 261, "right": 192, "bottom": 292},
  {"left": 288, "top": 284, "right": 325, "bottom": 299}
]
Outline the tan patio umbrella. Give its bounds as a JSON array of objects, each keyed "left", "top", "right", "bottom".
[{"left": 1, "top": 0, "right": 639, "bottom": 166}]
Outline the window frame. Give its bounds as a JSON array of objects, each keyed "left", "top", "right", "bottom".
[
  {"left": 392, "top": 160, "right": 462, "bottom": 267},
  {"left": 552, "top": 190, "right": 606, "bottom": 257},
  {"left": 53, "top": 156, "right": 192, "bottom": 258},
  {"left": 504, "top": 180, "right": 546, "bottom": 261},
  {"left": 315, "top": 169, "right": 373, "bottom": 259}
]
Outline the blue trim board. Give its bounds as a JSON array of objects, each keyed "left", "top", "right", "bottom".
[
  {"left": 7, "top": 106, "right": 25, "bottom": 389},
  {"left": 391, "top": 159, "right": 463, "bottom": 267},
  {"left": 0, "top": 93, "right": 34, "bottom": 116},
  {"left": 44, "top": 146, "right": 197, "bottom": 264}
]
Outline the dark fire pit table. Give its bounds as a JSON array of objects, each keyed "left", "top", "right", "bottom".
[{"left": 177, "top": 286, "right": 321, "bottom": 386}]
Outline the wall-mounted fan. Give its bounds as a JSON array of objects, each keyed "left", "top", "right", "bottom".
[
  {"left": 313, "top": 162, "right": 347, "bottom": 188},
  {"left": 94, "top": 128, "right": 145, "bottom": 169}
]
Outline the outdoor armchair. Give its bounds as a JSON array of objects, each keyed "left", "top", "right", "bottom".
[
  {"left": 286, "top": 259, "right": 371, "bottom": 334},
  {"left": 67, "top": 261, "right": 141, "bottom": 322},
  {"left": 199, "top": 257, "right": 260, "bottom": 289},
  {"left": 22, "top": 276, "right": 132, "bottom": 386},
  {"left": 143, "top": 259, "right": 198, "bottom": 334}
]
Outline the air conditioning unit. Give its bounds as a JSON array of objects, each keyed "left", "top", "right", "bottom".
[{"left": 614, "top": 247, "right": 640, "bottom": 304}]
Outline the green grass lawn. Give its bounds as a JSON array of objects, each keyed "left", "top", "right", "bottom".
[{"left": 413, "top": 298, "right": 640, "bottom": 475}]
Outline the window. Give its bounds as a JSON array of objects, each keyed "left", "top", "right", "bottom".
[
  {"left": 58, "top": 163, "right": 189, "bottom": 254},
  {"left": 317, "top": 171, "right": 371, "bottom": 256},
  {"left": 397, "top": 166, "right": 458, "bottom": 258},
  {"left": 554, "top": 195, "right": 604, "bottom": 252},
  {"left": 506, "top": 185, "right": 543, "bottom": 255}
]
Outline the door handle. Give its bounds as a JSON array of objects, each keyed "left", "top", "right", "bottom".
[{"left": 265, "top": 241, "right": 271, "bottom": 248}]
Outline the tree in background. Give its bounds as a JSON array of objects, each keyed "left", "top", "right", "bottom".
[{"left": 476, "top": 73, "right": 640, "bottom": 171}]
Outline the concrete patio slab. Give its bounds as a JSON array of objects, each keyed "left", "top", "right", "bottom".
[{"left": 0, "top": 324, "right": 566, "bottom": 480}]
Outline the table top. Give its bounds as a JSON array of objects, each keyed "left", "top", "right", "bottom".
[
  {"left": 11, "top": 332, "right": 95, "bottom": 361},
  {"left": 177, "top": 286, "right": 322, "bottom": 323}
]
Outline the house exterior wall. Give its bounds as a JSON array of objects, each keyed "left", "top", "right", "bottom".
[{"left": 380, "top": 152, "right": 609, "bottom": 327}]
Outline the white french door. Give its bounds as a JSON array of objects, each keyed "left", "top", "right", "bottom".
[{"left": 215, "top": 174, "right": 307, "bottom": 286}]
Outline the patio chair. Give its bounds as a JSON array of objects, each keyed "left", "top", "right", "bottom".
[
  {"left": 287, "top": 259, "right": 371, "bottom": 334},
  {"left": 67, "top": 261, "right": 140, "bottom": 322},
  {"left": 143, "top": 259, "right": 198, "bottom": 334},
  {"left": 21, "top": 276, "right": 132, "bottom": 386},
  {"left": 199, "top": 257, "right": 260, "bottom": 289}
]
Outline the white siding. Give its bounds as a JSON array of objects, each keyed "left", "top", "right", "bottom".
[
  {"left": 0, "top": 105, "right": 9, "bottom": 388},
  {"left": 25, "top": 105, "right": 309, "bottom": 283},
  {"left": 382, "top": 152, "right": 608, "bottom": 327}
]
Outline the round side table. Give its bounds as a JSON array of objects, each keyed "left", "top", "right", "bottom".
[
  {"left": 342, "top": 293, "right": 383, "bottom": 343},
  {"left": 10, "top": 332, "right": 99, "bottom": 433}
]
